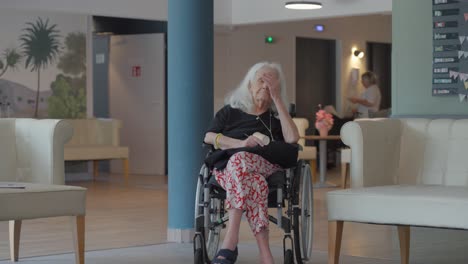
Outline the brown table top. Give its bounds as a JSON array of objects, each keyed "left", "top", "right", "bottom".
[{"left": 302, "top": 135, "right": 341, "bottom": 140}]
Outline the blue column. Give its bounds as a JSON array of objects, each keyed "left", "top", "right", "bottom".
[{"left": 167, "top": 0, "right": 213, "bottom": 241}]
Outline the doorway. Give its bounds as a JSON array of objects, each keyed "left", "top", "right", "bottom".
[
  {"left": 366, "top": 42, "right": 392, "bottom": 111},
  {"left": 295, "top": 37, "right": 336, "bottom": 135},
  {"left": 92, "top": 16, "right": 167, "bottom": 175},
  {"left": 108, "top": 34, "right": 166, "bottom": 175}
]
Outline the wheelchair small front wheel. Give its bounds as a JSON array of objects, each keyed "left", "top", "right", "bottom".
[
  {"left": 284, "top": 249, "right": 294, "bottom": 264},
  {"left": 194, "top": 248, "right": 203, "bottom": 264}
]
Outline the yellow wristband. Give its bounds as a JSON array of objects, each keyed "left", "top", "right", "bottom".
[{"left": 214, "top": 133, "right": 222, "bottom": 149}]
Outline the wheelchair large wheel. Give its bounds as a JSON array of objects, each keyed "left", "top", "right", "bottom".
[
  {"left": 293, "top": 162, "right": 314, "bottom": 263},
  {"left": 194, "top": 166, "right": 223, "bottom": 263}
]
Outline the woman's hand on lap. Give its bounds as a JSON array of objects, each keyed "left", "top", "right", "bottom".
[{"left": 241, "top": 136, "right": 265, "bottom": 148}]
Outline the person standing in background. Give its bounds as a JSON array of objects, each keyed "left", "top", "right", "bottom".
[{"left": 348, "top": 71, "right": 381, "bottom": 118}]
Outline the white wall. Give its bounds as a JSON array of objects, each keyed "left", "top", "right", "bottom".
[
  {"left": 0, "top": 0, "right": 232, "bottom": 25},
  {"left": 0, "top": 0, "right": 390, "bottom": 26},
  {"left": 214, "top": 14, "right": 392, "bottom": 116},
  {"left": 231, "top": 0, "right": 392, "bottom": 25}
]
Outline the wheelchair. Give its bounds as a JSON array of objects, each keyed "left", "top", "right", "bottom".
[{"left": 193, "top": 149, "right": 314, "bottom": 264}]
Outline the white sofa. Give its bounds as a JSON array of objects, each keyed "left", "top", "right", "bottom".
[
  {"left": 0, "top": 119, "right": 86, "bottom": 263},
  {"left": 327, "top": 118, "right": 468, "bottom": 264},
  {"left": 64, "top": 119, "right": 129, "bottom": 181}
]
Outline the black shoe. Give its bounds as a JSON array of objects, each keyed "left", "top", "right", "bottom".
[{"left": 211, "top": 247, "right": 238, "bottom": 264}]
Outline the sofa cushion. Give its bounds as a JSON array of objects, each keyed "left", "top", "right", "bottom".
[
  {"left": 398, "top": 119, "right": 468, "bottom": 186},
  {"left": 64, "top": 145, "right": 129, "bottom": 161},
  {"left": 327, "top": 185, "right": 468, "bottom": 229},
  {"left": 0, "top": 182, "right": 86, "bottom": 220}
]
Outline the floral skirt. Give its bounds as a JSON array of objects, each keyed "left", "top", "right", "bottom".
[{"left": 214, "top": 151, "right": 281, "bottom": 235}]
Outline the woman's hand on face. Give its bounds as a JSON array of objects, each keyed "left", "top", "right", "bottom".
[
  {"left": 241, "top": 135, "right": 265, "bottom": 148},
  {"left": 262, "top": 72, "right": 280, "bottom": 101}
]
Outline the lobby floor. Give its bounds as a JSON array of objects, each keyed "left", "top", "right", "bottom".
[{"left": 0, "top": 168, "right": 468, "bottom": 263}]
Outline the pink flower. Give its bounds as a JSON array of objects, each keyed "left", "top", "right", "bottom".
[{"left": 315, "top": 109, "right": 334, "bottom": 130}]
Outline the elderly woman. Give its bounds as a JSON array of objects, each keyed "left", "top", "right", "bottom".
[{"left": 204, "top": 62, "right": 299, "bottom": 264}]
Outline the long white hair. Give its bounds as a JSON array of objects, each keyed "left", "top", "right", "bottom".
[{"left": 225, "top": 62, "right": 289, "bottom": 114}]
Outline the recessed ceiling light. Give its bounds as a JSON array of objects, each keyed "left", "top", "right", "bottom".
[{"left": 285, "top": 1, "right": 322, "bottom": 10}]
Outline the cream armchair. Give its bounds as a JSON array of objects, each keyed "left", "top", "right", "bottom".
[
  {"left": 292, "top": 118, "right": 317, "bottom": 182},
  {"left": 328, "top": 118, "right": 468, "bottom": 264},
  {"left": 0, "top": 119, "right": 87, "bottom": 263},
  {"left": 1, "top": 119, "right": 73, "bottom": 184}
]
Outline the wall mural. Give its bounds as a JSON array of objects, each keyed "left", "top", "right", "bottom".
[
  {"left": 432, "top": 0, "right": 468, "bottom": 102},
  {"left": 0, "top": 12, "right": 86, "bottom": 118}
]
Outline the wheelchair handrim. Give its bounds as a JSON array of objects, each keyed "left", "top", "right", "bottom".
[
  {"left": 300, "top": 163, "right": 314, "bottom": 260},
  {"left": 194, "top": 170, "right": 222, "bottom": 262}
]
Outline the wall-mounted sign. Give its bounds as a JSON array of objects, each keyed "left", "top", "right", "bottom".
[
  {"left": 432, "top": 0, "right": 468, "bottom": 100},
  {"left": 132, "top": 66, "right": 141, "bottom": 77},
  {"left": 96, "top": 54, "right": 105, "bottom": 64}
]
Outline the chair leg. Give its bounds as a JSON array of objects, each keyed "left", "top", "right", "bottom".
[
  {"left": 328, "top": 221, "right": 343, "bottom": 264},
  {"left": 72, "top": 215, "right": 85, "bottom": 264},
  {"left": 9, "top": 220, "right": 21, "bottom": 262},
  {"left": 341, "top": 163, "right": 348, "bottom": 189},
  {"left": 123, "top": 158, "right": 129, "bottom": 183},
  {"left": 398, "top": 225, "right": 410, "bottom": 264},
  {"left": 310, "top": 159, "right": 317, "bottom": 183},
  {"left": 93, "top": 160, "right": 99, "bottom": 181}
]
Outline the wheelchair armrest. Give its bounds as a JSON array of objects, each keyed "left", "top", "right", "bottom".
[
  {"left": 287, "top": 143, "right": 302, "bottom": 151},
  {"left": 202, "top": 142, "right": 301, "bottom": 160},
  {"left": 202, "top": 142, "right": 214, "bottom": 150},
  {"left": 202, "top": 142, "right": 215, "bottom": 157}
]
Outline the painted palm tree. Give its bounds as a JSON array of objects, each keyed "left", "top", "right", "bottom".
[
  {"left": 20, "top": 17, "right": 61, "bottom": 118},
  {"left": 0, "top": 48, "right": 21, "bottom": 78}
]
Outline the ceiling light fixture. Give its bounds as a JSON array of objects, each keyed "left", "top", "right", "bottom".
[{"left": 285, "top": 1, "right": 323, "bottom": 10}]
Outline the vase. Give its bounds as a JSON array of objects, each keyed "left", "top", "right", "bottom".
[{"left": 318, "top": 127, "right": 329, "bottom": 137}]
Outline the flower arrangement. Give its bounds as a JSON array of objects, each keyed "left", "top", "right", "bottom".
[{"left": 315, "top": 105, "right": 334, "bottom": 132}]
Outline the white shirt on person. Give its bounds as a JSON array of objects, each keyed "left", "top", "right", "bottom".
[{"left": 357, "top": 84, "right": 381, "bottom": 118}]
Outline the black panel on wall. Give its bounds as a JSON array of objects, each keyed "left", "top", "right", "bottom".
[
  {"left": 367, "top": 42, "right": 392, "bottom": 110},
  {"left": 295, "top": 37, "right": 336, "bottom": 134},
  {"left": 93, "top": 35, "right": 110, "bottom": 118},
  {"left": 93, "top": 16, "right": 167, "bottom": 35}
]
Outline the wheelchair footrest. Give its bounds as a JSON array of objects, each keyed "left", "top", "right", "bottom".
[{"left": 268, "top": 215, "right": 291, "bottom": 233}]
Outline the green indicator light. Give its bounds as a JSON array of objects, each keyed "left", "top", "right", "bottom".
[{"left": 265, "top": 36, "right": 274, "bottom": 44}]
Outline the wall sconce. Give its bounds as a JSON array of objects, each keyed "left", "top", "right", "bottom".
[{"left": 353, "top": 49, "right": 364, "bottom": 59}]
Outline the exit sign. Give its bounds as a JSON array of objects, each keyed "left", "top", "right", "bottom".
[{"left": 132, "top": 66, "right": 141, "bottom": 77}]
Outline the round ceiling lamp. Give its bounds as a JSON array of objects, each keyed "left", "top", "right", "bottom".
[{"left": 285, "top": 1, "right": 323, "bottom": 10}]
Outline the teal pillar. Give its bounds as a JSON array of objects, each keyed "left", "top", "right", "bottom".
[{"left": 167, "top": 0, "right": 214, "bottom": 242}]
